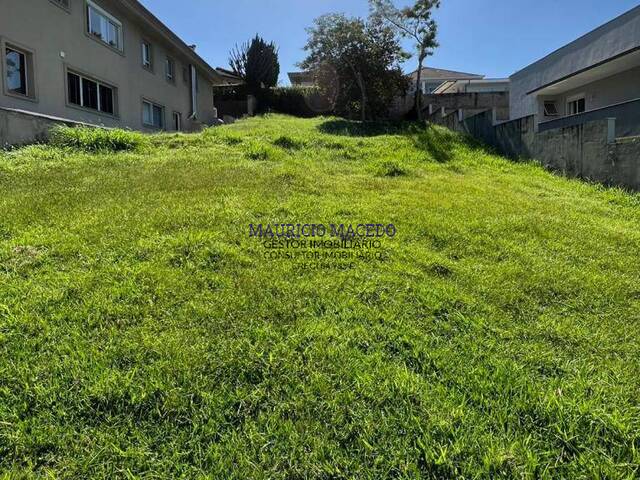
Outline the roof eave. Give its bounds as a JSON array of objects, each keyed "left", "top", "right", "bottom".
[{"left": 121, "top": 0, "right": 221, "bottom": 83}]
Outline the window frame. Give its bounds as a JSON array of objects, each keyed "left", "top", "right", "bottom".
[
  {"left": 566, "top": 94, "right": 586, "bottom": 116},
  {"left": 85, "top": 0, "right": 124, "bottom": 53},
  {"left": 65, "top": 66, "right": 118, "bottom": 117},
  {"left": 142, "top": 98, "right": 165, "bottom": 130},
  {"left": 5, "top": 48, "right": 27, "bottom": 96},
  {"left": 1, "top": 39, "right": 37, "bottom": 102},
  {"left": 165, "top": 56, "right": 175, "bottom": 84},
  {"left": 543, "top": 101, "right": 559, "bottom": 117},
  {"left": 49, "top": 0, "right": 71, "bottom": 12},
  {"left": 172, "top": 111, "right": 182, "bottom": 131},
  {"left": 141, "top": 40, "right": 153, "bottom": 71}
]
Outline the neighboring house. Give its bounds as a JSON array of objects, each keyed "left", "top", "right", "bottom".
[
  {"left": 510, "top": 5, "right": 640, "bottom": 136},
  {"left": 214, "top": 68, "right": 244, "bottom": 87},
  {"left": 1, "top": 0, "right": 228, "bottom": 134},
  {"left": 410, "top": 67, "right": 484, "bottom": 95},
  {"left": 432, "top": 78, "right": 509, "bottom": 95},
  {"left": 288, "top": 72, "right": 315, "bottom": 87}
]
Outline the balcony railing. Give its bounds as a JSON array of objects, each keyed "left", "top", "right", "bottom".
[{"left": 538, "top": 97, "right": 640, "bottom": 138}]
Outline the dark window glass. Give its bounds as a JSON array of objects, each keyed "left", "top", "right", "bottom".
[
  {"left": 99, "top": 84, "right": 113, "bottom": 114},
  {"left": 577, "top": 98, "right": 586, "bottom": 113},
  {"left": 543, "top": 101, "right": 558, "bottom": 116},
  {"left": 143, "top": 102, "right": 152, "bottom": 125},
  {"left": 6, "top": 48, "right": 27, "bottom": 95},
  {"left": 68, "top": 72, "right": 81, "bottom": 105},
  {"left": 152, "top": 104, "right": 163, "bottom": 128},
  {"left": 166, "top": 58, "right": 174, "bottom": 80},
  {"left": 82, "top": 77, "right": 98, "bottom": 109}
]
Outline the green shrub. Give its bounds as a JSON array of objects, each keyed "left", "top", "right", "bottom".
[
  {"left": 49, "top": 125, "right": 146, "bottom": 152},
  {"left": 267, "top": 87, "right": 330, "bottom": 118}
]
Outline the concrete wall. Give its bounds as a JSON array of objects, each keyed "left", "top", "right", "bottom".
[
  {"left": 424, "top": 92, "right": 509, "bottom": 111},
  {"left": 510, "top": 6, "right": 640, "bottom": 119},
  {"left": 0, "top": 0, "right": 216, "bottom": 133},
  {"left": 0, "top": 106, "right": 91, "bottom": 146},
  {"left": 440, "top": 109, "right": 640, "bottom": 191}
]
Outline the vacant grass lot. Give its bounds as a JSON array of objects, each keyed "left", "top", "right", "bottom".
[{"left": 0, "top": 115, "right": 639, "bottom": 479}]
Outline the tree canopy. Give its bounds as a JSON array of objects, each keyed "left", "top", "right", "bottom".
[
  {"left": 229, "top": 35, "right": 280, "bottom": 94},
  {"left": 370, "top": 0, "right": 440, "bottom": 120},
  {"left": 300, "top": 13, "right": 409, "bottom": 121}
]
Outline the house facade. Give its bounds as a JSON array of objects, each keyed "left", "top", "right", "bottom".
[
  {"left": 1, "top": 0, "right": 226, "bottom": 134},
  {"left": 510, "top": 5, "right": 640, "bottom": 137},
  {"left": 409, "top": 67, "right": 484, "bottom": 95},
  {"left": 288, "top": 72, "right": 315, "bottom": 87},
  {"left": 432, "top": 78, "right": 509, "bottom": 95}
]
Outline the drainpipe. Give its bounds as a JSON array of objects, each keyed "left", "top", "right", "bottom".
[{"left": 188, "top": 64, "right": 198, "bottom": 120}]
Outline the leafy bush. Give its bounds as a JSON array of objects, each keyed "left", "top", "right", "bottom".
[
  {"left": 49, "top": 125, "right": 146, "bottom": 152},
  {"left": 267, "top": 87, "right": 330, "bottom": 118}
]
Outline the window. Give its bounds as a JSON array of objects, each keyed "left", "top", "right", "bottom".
[
  {"left": 567, "top": 97, "right": 586, "bottom": 115},
  {"left": 50, "top": 0, "right": 70, "bottom": 9},
  {"left": 142, "top": 42, "right": 152, "bottom": 69},
  {"left": 143, "top": 100, "right": 164, "bottom": 129},
  {"left": 5, "top": 48, "right": 27, "bottom": 96},
  {"left": 82, "top": 77, "right": 98, "bottom": 110},
  {"left": 173, "top": 112, "right": 181, "bottom": 131},
  {"left": 87, "top": 1, "right": 122, "bottom": 51},
  {"left": 182, "top": 66, "right": 189, "bottom": 83},
  {"left": 99, "top": 84, "right": 114, "bottom": 114},
  {"left": 67, "top": 71, "right": 115, "bottom": 114},
  {"left": 544, "top": 101, "right": 559, "bottom": 117},
  {"left": 165, "top": 57, "right": 175, "bottom": 82}
]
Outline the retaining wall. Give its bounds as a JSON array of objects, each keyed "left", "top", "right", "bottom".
[{"left": 443, "top": 108, "right": 640, "bottom": 190}]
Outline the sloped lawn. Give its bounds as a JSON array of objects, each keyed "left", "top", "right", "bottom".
[{"left": 0, "top": 115, "right": 639, "bottom": 478}]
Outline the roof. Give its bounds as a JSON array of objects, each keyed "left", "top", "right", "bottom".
[
  {"left": 120, "top": 0, "right": 222, "bottom": 84},
  {"left": 432, "top": 78, "right": 510, "bottom": 94},
  {"left": 214, "top": 68, "right": 245, "bottom": 86},
  {"left": 410, "top": 67, "right": 484, "bottom": 81}
]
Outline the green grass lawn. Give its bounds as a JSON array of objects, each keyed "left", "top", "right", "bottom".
[{"left": 1, "top": 115, "right": 639, "bottom": 479}]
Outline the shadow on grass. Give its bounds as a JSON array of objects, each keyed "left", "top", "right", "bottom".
[
  {"left": 317, "top": 118, "right": 492, "bottom": 163},
  {"left": 411, "top": 126, "right": 459, "bottom": 163},
  {"left": 317, "top": 119, "right": 414, "bottom": 137}
]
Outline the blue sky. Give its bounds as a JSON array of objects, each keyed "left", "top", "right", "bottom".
[{"left": 141, "top": 0, "right": 639, "bottom": 84}]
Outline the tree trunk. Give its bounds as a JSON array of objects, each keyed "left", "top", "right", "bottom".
[
  {"left": 356, "top": 71, "right": 367, "bottom": 122},
  {"left": 414, "top": 53, "right": 425, "bottom": 121}
]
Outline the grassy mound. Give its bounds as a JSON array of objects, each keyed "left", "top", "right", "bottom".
[
  {"left": 49, "top": 125, "right": 147, "bottom": 152},
  {"left": 0, "top": 115, "right": 639, "bottom": 478}
]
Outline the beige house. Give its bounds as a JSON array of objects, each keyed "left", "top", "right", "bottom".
[{"left": 1, "top": 0, "right": 229, "bottom": 135}]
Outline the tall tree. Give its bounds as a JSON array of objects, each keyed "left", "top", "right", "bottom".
[
  {"left": 371, "top": 0, "right": 440, "bottom": 120},
  {"left": 229, "top": 35, "right": 280, "bottom": 94},
  {"left": 300, "top": 13, "right": 408, "bottom": 121}
]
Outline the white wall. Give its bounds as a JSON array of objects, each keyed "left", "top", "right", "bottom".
[{"left": 510, "top": 6, "right": 640, "bottom": 120}]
